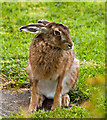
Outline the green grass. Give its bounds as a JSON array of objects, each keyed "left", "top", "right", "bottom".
[{"left": 1, "top": 2, "right": 105, "bottom": 118}]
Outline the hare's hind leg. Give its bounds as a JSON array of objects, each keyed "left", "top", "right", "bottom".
[{"left": 62, "top": 94, "right": 70, "bottom": 107}]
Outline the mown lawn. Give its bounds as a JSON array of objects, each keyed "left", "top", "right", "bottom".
[{"left": 1, "top": 2, "right": 105, "bottom": 118}]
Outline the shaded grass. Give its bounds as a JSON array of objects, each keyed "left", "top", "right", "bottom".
[{"left": 1, "top": 2, "right": 105, "bottom": 118}]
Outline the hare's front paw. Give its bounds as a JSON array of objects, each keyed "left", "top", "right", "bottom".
[
  {"left": 51, "top": 98, "right": 61, "bottom": 110},
  {"left": 62, "top": 94, "right": 70, "bottom": 107},
  {"left": 51, "top": 104, "right": 61, "bottom": 110},
  {"left": 29, "top": 104, "right": 37, "bottom": 112}
]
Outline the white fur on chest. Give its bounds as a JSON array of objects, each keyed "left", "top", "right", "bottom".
[
  {"left": 38, "top": 58, "right": 79, "bottom": 98},
  {"left": 27, "top": 58, "right": 79, "bottom": 99},
  {"left": 38, "top": 75, "right": 71, "bottom": 98}
]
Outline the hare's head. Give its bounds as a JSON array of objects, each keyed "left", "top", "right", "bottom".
[{"left": 20, "top": 19, "right": 73, "bottom": 50}]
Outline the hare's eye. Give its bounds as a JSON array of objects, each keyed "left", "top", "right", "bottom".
[{"left": 54, "top": 30, "right": 61, "bottom": 36}]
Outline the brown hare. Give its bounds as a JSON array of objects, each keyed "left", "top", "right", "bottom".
[{"left": 20, "top": 19, "right": 79, "bottom": 112}]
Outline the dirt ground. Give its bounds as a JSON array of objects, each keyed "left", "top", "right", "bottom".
[{"left": 0, "top": 89, "right": 53, "bottom": 117}]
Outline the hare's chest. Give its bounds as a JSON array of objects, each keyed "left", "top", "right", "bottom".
[
  {"left": 33, "top": 54, "right": 64, "bottom": 80},
  {"left": 38, "top": 73, "right": 71, "bottom": 98},
  {"left": 27, "top": 61, "right": 61, "bottom": 82}
]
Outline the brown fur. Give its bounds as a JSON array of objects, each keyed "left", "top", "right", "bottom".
[
  {"left": 29, "top": 33, "right": 74, "bottom": 81},
  {"left": 20, "top": 20, "right": 79, "bottom": 112}
]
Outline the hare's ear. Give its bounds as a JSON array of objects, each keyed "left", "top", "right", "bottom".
[
  {"left": 20, "top": 23, "right": 47, "bottom": 33},
  {"left": 38, "top": 19, "right": 50, "bottom": 25}
]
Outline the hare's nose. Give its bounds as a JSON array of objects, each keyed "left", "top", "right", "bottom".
[{"left": 68, "top": 44, "right": 72, "bottom": 49}]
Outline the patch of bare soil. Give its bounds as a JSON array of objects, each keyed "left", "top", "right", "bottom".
[{"left": 0, "top": 89, "right": 53, "bottom": 117}]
